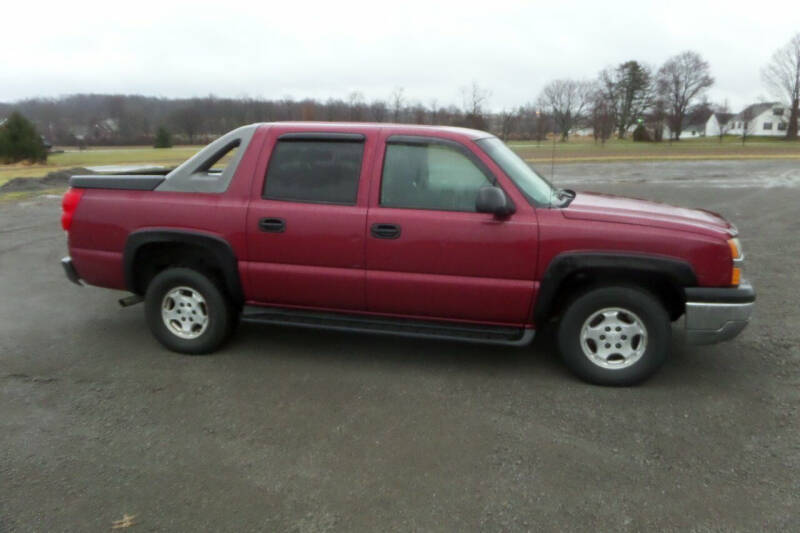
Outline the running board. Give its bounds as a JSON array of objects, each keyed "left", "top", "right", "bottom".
[{"left": 241, "top": 306, "right": 535, "bottom": 346}]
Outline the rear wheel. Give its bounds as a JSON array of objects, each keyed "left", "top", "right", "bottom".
[
  {"left": 145, "top": 267, "right": 234, "bottom": 354},
  {"left": 557, "top": 286, "right": 670, "bottom": 386}
]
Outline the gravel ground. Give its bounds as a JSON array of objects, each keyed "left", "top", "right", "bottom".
[{"left": 1, "top": 160, "right": 798, "bottom": 531}]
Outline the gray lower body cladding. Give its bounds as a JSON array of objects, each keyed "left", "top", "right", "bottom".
[{"left": 684, "top": 281, "right": 755, "bottom": 344}]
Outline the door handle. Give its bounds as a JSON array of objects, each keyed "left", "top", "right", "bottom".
[
  {"left": 370, "top": 223, "right": 401, "bottom": 239},
  {"left": 258, "top": 217, "right": 286, "bottom": 233}
]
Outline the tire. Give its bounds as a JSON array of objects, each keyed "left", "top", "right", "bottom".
[
  {"left": 144, "top": 267, "right": 234, "bottom": 355},
  {"left": 557, "top": 285, "right": 670, "bottom": 386}
]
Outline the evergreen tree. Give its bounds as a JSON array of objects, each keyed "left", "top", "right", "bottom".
[
  {"left": 154, "top": 126, "right": 172, "bottom": 148},
  {"left": 597, "top": 61, "right": 654, "bottom": 139},
  {"left": 0, "top": 112, "right": 47, "bottom": 163}
]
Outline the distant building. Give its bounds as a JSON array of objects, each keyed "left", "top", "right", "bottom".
[
  {"left": 572, "top": 127, "right": 594, "bottom": 137},
  {"left": 91, "top": 118, "right": 119, "bottom": 141},
  {"left": 663, "top": 117, "right": 707, "bottom": 140},
  {"left": 70, "top": 118, "right": 120, "bottom": 144},
  {"left": 705, "top": 112, "right": 734, "bottom": 137},
  {"left": 727, "top": 103, "right": 795, "bottom": 137},
  {"left": 679, "top": 103, "right": 798, "bottom": 139},
  {"left": 709, "top": 102, "right": 790, "bottom": 137}
]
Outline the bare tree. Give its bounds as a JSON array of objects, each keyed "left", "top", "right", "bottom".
[
  {"left": 537, "top": 79, "right": 593, "bottom": 140},
  {"left": 762, "top": 33, "right": 800, "bottom": 140},
  {"left": 411, "top": 102, "right": 427, "bottom": 124},
  {"left": 428, "top": 99, "right": 439, "bottom": 125},
  {"left": 390, "top": 87, "right": 405, "bottom": 122},
  {"left": 713, "top": 100, "right": 733, "bottom": 142},
  {"left": 687, "top": 99, "right": 713, "bottom": 128},
  {"left": 740, "top": 105, "right": 755, "bottom": 144},
  {"left": 656, "top": 51, "right": 714, "bottom": 140},
  {"left": 517, "top": 106, "right": 535, "bottom": 141},
  {"left": 646, "top": 98, "right": 668, "bottom": 142},
  {"left": 517, "top": 105, "right": 548, "bottom": 143},
  {"left": 498, "top": 108, "right": 518, "bottom": 140},
  {"left": 460, "top": 81, "right": 491, "bottom": 130},
  {"left": 169, "top": 106, "right": 203, "bottom": 143},
  {"left": 348, "top": 91, "right": 365, "bottom": 121},
  {"left": 461, "top": 81, "right": 490, "bottom": 116},
  {"left": 597, "top": 60, "right": 654, "bottom": 139},
  {"left": 278, "top": 96, "right": 295, "bottom": 121},
  {"left": 300, "top": 100, "right": 316, "bottom": 121},
  {"left": 534, "top": 110, "right": 550, "bottom": 144},
  {"left": 369, "top": 100, "right": 388, "bottom": 122},
  {"left": 590, "top": 92, "right": 614, "bottom": 144}
]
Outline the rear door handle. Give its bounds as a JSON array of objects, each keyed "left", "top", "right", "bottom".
[
  {"left": 258, "top": 217, "right": 286, "bottom": 233},
  {"left": 370, "top": 223, "right": 401, "bottom": 239}
]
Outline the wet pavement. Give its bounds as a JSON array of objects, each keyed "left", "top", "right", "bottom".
[
  {"left": 545, "top": 159, "right": 800, "bottom": 189},
  {"left": 1, "top": 160, "right": 798, "bottom": 531}
]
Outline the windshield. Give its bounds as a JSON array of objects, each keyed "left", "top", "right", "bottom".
[{"left": 476, "top": 137, "right": 556, "bottom": 206}]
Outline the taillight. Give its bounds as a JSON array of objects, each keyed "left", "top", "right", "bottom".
[{"left": 61, "top": 188, "right": 84, "bottom": 231}]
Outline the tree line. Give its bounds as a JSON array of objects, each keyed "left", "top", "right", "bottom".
[
  {"left": 0, "top": 88, "right": 504, "bottom": 147},
  {"left": 535, "top": 33, "right": 799, "bottom": 144},
  {"left": 1, "top": 33, "right": 797, "bottom": 154},
  {"left": 533, "top": 51, "right": 714, "bottom": 143}
]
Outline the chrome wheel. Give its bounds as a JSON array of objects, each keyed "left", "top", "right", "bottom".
[
  {"left": 580, "top": 307, "right": 647, "bottom": 369},
  {"left": 161, "top": 286, "right": 209, "bottom": 339}
]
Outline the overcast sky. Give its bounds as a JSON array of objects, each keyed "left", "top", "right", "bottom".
[{"left": 2, "top": 0, "right": 797, "bottom": 111}]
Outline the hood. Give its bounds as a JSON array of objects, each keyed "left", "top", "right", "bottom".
[{"left": 562, "top": 192, "right": 735, "bottom": 238}]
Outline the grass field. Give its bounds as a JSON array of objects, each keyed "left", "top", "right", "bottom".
[
  {"left": 0, "top": 146, "right": 203, "bottom": 185},
  {"left": 1, "top": 137, "right": 799, "bottom": 187}
]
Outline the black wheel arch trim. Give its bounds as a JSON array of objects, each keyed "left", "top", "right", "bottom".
[
  {"left": 684, "top": 280, "right": 755, "bottom": 303},
  {"left": 534, "top": 252, "right": 698, "bottom": 322},
  {"left": 124, "top": 229, "right": 243, "bottom": 304}
]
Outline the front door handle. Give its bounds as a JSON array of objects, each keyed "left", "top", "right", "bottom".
[
  {"left": 258, "top": 217, "right": 286, "bottom": 233},
  {"left": 370, "top": 223, "right": 401, "bottom": 239}
]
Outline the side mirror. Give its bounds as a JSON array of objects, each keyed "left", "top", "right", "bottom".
[{"left": 476, "top": 186, "right": 515, "bottom": 217}]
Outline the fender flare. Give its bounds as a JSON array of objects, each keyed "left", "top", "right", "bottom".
[
  {"left": 124, "top": 229, "right": 243, "bottom": 304},
  {"left": 534, "top": 252, "right": 697, "bottom": 322}
]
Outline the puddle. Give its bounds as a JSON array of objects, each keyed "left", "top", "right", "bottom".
[{"left": 545, "top": 160, "right": 800, "bottom": 189}]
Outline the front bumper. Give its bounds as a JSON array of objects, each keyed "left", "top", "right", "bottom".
[
  {"left": 61, "top": 256, "right": 82, "bottom": 286},
  {"left": 684, "top": 281, "right": 755, "bottom": 344}
]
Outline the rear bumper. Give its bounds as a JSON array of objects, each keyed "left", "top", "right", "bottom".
[
  {"left": 61, "top": 256, "right": 82, "bottom": 286},
  {"left": 684, "top": 281, "right": 755, "bottom": 344}
]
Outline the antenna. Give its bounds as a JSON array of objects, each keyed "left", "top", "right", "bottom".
[{"left": 551, "top": 122, "right": 557, "bottom": 183}]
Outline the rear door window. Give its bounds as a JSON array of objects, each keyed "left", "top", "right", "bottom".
[{"left": 264, "top": 140, "right": 364, "bottom": 205}]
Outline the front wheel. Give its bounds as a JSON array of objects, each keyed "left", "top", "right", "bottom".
[
  {"left": 557, "top": 286, "right": 670, "bottom": 386},
  {"left": 144, "top": 268, "right": 234, "bottom": 354}
]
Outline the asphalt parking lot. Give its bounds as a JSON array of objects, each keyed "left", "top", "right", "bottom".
[{"left": 1, "top": 160, "right": 799, "bottom": 531}]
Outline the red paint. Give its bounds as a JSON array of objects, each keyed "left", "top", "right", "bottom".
[
  {"left": 563, "top": 192, "right": 734, "bottom": 237},
  {"left": 65, "top": 122, "right": 739, "bottom": 328}
]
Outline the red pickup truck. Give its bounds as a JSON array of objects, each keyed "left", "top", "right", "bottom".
[{"left": 61, "top": 122, "right": 754, "bottom": 385}]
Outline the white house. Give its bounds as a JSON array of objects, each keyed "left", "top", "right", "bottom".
[
  {"left": 705, "top": 112, "right": 734, "bottom": 137},
  {"left": 663, "top": 117, "right": 707, "bottom": 140},
  {"left": 726, "top": 102, "right": 796, "bottom": 137}
]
